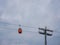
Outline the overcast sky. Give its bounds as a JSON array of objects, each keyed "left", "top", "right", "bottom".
[{"left": 0, "top": 0, "right": 60, "bottom": 45}]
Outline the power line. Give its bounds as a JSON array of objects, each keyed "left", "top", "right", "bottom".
[{"left": 0, "top": 23, "right": 60, "bottom": 33}]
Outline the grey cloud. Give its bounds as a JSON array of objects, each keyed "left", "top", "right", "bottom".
[{"left": 0, "top": 0, "right": 60, "bottom": 45}]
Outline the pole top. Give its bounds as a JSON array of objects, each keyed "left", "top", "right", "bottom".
[{"left": 38, "top": 27, "right": 53, "bottom": 32}]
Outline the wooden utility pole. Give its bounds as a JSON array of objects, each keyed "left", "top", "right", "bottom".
[{"left": 38, "top": 27, "right": 53, "bottom": 45}]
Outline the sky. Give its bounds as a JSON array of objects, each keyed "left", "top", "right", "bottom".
[{"left": 0, "top": 0, "right": 60, "bottom": 45}]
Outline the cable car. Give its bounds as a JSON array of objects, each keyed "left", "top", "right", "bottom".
[{"left": 18, "top": 28, "right": 22, "bottom": 34}]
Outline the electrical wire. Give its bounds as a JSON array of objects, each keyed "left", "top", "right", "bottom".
[{"left": 0, "top": 23, "right": 60, "bottom": 34}]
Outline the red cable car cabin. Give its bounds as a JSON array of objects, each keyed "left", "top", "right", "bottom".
[{"left": 18, "top": 28, "right": 22, "bottom": 34}]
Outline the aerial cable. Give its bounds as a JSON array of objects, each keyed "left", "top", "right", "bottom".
[{"left": 0, "top": 23, "right": 60, "bottom": 33}]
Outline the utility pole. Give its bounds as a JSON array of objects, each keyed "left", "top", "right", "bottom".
[{"left": 38, "top": 27, "right": 53, "bottom": 45}]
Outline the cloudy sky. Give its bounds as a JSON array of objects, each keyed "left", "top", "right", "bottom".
[{"left": 0, "top": 0, "right": 60, "bottom": 45}]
